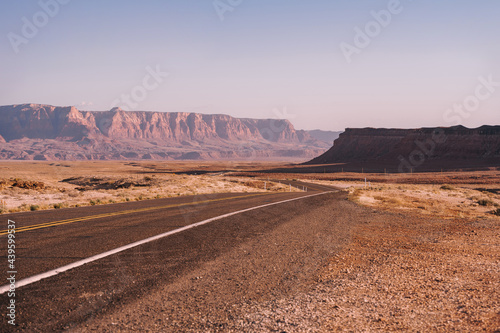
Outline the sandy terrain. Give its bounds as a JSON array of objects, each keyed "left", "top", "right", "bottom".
[
  {"left": 304, "top": 179, "right": 500, "bottom": 219},
  {"left": 66, "top": 192, "right": 499, "bottom": 332},
  {"left": 0, "top": 161, "right": 299, "bottom": 213},
  {"left": 318, "top": 205, "right": 499, "bottom": 331},
  {"left": 1, "top": 161, "right": 498, "bottom": 331},
  {"left": 235, "top": 168, "right": 500, "bottom": 184}
]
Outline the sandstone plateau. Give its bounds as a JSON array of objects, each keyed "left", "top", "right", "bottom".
[
  {"left": 0, "top": 104, "right": 332, "bottom": 161},
  {"left": 307, "top": 126, "right": 500, "bottom": 172}
]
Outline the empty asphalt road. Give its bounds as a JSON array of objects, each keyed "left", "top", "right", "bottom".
[{"left": 0, "top": 180, "right": 344, "bottom": 331}]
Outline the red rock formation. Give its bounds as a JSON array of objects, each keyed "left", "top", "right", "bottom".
[
  {"left": 307, "top": 126, "right": 500, "bottom": 172},
  {"left": 0, "top": 104, "right": 329, "bottom": 161}
]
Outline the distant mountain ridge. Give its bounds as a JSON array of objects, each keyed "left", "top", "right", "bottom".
[
  {"left": 306, "top": 130, "right": 342, "bottom": 145},
  {"left": 0, "top": 104, "right": 331, "bottom": 161}
]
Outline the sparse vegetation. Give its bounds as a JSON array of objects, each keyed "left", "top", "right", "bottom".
[
  {"left": 334, "top": 182, "right": 500, "bottom": 219},
  {"left": 30, "top": 204, "right": 40, "bottom": 211},
  {"left": 53, "top": 203, "right": 63, "bottom": 209},
  {"left": 478, "top": 199, "right": 495, "bottom": 206},
  {"left": 4, "top": 161, "right": 498, "bottom": 216}
]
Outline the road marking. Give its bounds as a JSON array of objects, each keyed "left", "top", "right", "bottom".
[
  {"left": 277, "top": 179, "right": 334, "bottom": 193},
  {"left": 293, "top": 183, "right": 324, "bottom": 192},
  {"left": 0, "top": 193, "right": 271, "bottom": 236},
  {"left": 293, "top": 182, "right": 338, "bottom": 192},
  {"left": 0, "top": 191, "right": 333, "bottom": 294}
]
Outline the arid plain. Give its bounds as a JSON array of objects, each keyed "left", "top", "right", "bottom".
[{"left": 1, "top": 161, "right": 499, "bottom": 331}]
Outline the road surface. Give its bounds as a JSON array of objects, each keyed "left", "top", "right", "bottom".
[{"left": 0, "top": 180, "right": 343, "bottom": 331}]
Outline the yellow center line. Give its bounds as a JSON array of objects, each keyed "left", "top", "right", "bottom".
[
  {"left": 307, "top": 184, "right": 334, "bottom": 192},
  {"left": 0, "top": 192, "right": 276, "bottom": 236},
  {"left": 287, "top": 182, "right": 329, "bottom": 192},
  {"left": 300, "top": 184, "right": 324, "bottom": 192}
]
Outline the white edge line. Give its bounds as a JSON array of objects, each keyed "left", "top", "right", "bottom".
[{"left": 0, "top": 191, "right": 333, "bottom": 294}]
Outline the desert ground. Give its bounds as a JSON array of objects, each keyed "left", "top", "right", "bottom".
[
  {"left": 1, "top": 161, "right": 498, "bottom": 331},
  {"left": 0, "top": 161, "right": 299, "bottom": 213}
]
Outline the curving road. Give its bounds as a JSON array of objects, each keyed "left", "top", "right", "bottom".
[{"left": 0, "top": 180, "right": 340, "bottom": 331}]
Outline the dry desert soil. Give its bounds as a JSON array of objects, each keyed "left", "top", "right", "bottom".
[{"left": 1, "top": 161, "right": 499, "bottom": 332}]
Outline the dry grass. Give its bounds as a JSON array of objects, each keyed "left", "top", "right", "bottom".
[
  {"left": 236, "top": 169, "right": 500, "bottom": 185},
  {"left": 2, "top": 161, "right": 498, "bottom": 217},
  {"left": 306, "top": 179, "right": 500, "bottom": 219},
  {"left": 0, "top": 161, "right": 300, "bottom": 213}
]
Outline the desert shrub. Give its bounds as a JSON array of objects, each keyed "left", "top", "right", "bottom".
[
  {"left": 348, "top": 188, "right": 362, "bottom": 201},
  {"left": 384, "top": 197, "right": 402, "bottom": 205},
  {"left": 478, "top": 199, "right": 494, "bottom": 206},
  {"left": 440, "top": 185, "right": 455, "bottom": 190},
  {"left": 492, "top": 208, "right": 500, "bottom": 216},
  {"left": 243, "top": 180, "right": 265, "bottom": 188},
  {"left": 30, "top": 204, "right": 39, "bottom": 211},
  {"left": 53, "top": 203, "right": 63, "bottom": 209}
]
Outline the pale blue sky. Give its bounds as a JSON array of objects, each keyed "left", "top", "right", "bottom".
[{"left": 1, "top": 0, "right": 499, "bottom": 130}]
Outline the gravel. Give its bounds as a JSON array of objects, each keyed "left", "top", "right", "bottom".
[{"left": 73, "top": 193, "right": 499, "bottom": 332}]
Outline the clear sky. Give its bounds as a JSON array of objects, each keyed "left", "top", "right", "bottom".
[{"left": 0, "top": 0, "right": 499, "bottom": 131}]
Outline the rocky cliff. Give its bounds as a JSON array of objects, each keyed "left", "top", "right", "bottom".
[
  {"left": 307, "top": 126, "right": 500, "bottom": 172},
  {"left": 0, "top": 104, "right": 328, "bottom": 161}
]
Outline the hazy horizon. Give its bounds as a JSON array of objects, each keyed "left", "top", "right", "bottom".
[{"left": 1, "top": 0, "right": 499, "bottom": 131}]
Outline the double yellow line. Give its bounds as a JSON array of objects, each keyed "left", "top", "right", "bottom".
[{"left": 0, "top": 192, "right": 270, "bottom": 236}]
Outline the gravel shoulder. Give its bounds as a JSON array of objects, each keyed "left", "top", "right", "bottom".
[
  {"left": 318, "top": 211, "right": 499, "bottom": 331},
  {"left": 70, "top": 190, "right": 500, "bottom": 332}
]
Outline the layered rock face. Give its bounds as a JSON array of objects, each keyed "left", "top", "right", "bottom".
[
  {"left": 307, "top": 126, "right": 500, "bottom": 172},
  {"left": 0, "top": 104, "right": 328, "bottom": 161}
]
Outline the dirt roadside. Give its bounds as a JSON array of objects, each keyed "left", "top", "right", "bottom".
[{"left": 72, "top": 191, "right": 499, "bottom": 332}]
